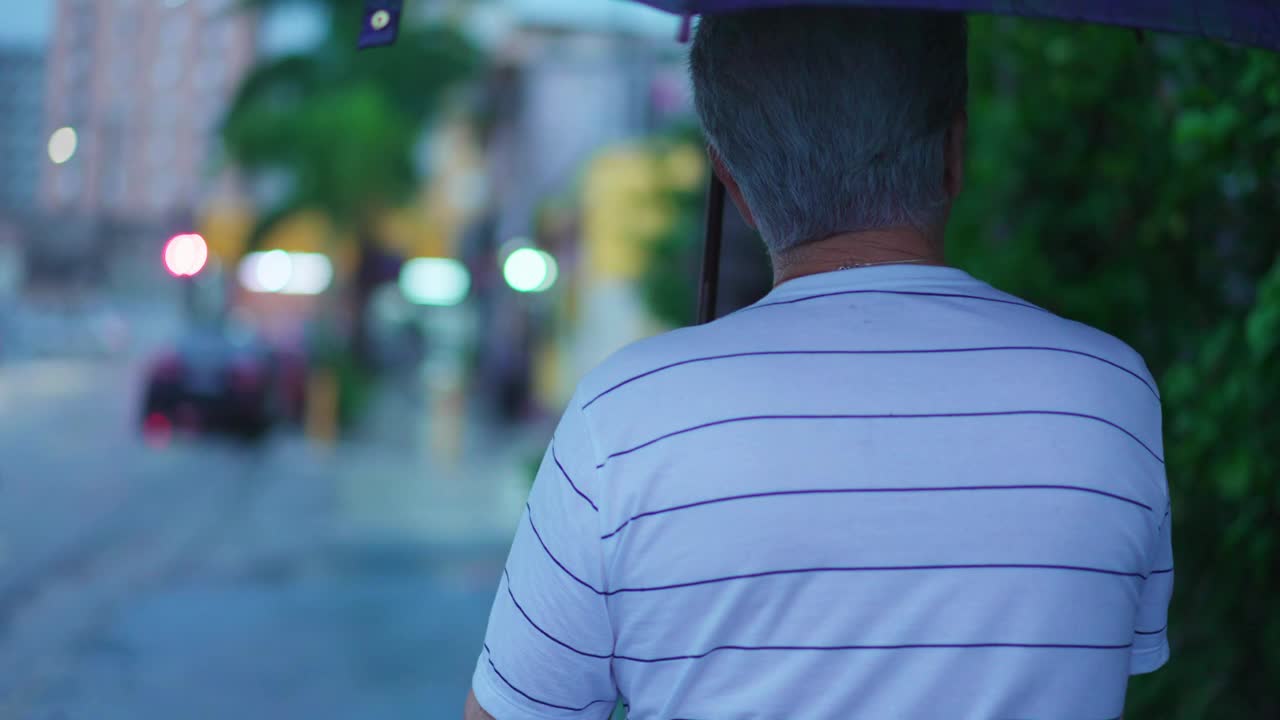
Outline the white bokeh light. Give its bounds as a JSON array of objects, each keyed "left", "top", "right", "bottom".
[
  {"left": 502, "top": 248, "right": 558, "bottom": 293},
  {"left": 238, "top": 251, "right": 332, "bottom": 295},
  {"left": 285, "top": 253, "right": 333, "bottom": 295},
  {"left": 400, "top": 257, "right": 471, "bottom": 306},
  {"left": 48, "top": 127, "right": 78, "bottom": 165},
  {"left": 252, "top": 250, "right": 293, "bottom": 293}
]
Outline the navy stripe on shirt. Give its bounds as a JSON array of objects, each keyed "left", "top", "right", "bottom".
[
  {"left": 746, "top": 289, "right": 1053, "bottom": 314},
  {"left": 596, "top": 411, "right": 1166, "bottom": 469},
  {"left": 501, "top": 574, "right": 1138, "bottom": 666},
  {"left": 600, "top": 484, "right": 1155, "bottom": 541},
  {"left": 1003, "top": 716, "right": 1123, "bottom": 720},
  {"left": 527, "top": 505, "right": 604, "bottom": 594},
  {"left": 528, "top": 512, "right": 1149, "bottom": 599},
  {"left": 604, "top": 563, "right": 1148, "bottom": 596},
  {"left": 483, "top": 643, "right": 616, "bottom": 712},
  {"left": 552, "top": 441, "right": 598, "bottom": 511},
  {"left": 581, "top": 346, "right": 1160, "bottom": 410},
  {"left": 1000, "top": 716, "right": 1124, "bottom": 720},
  {"left": 1134, "top": 625, "right": 1168, "bottom": 636},
  {"left": 503, "top": 569, "right": 611, "bottom": 659},
  {"left": 610, "top": 640, "right": 1134, "bottom": 664}
]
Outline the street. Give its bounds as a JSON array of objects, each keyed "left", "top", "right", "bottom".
[{"left": 0, "top": 355, "right": 534, "bottom": 720}]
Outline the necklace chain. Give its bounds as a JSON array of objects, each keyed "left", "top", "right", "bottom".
[{"left": 836, "top": 258, "right": 931, "bottom": 271}]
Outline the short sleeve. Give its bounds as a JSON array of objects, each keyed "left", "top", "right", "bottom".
[
  {"left": 1130, "top": 500, "right": 1173, "bottom": 675},
  {"left": 471, "top": 392, "right": 618, "bottom": 719}
]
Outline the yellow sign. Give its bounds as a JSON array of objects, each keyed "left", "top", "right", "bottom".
[
  {"left": 262, "top": 211, "right": 330, "bottom": 254},
  {"left": 583, "top": 148, "right": 665, "bottom": 281},
  {"left": 379, "top": 205, "right": 449, "bottom": 260},
  {"left": 198, "top": 206, "right": 252, "bottom": 264}
]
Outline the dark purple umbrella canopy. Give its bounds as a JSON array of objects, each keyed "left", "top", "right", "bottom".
[{"left": 637, "top": 0, "right": 1280, "bottom": 53}]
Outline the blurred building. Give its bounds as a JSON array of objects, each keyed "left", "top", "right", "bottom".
[
  {"left": 452, "top": 0, "right": 694, "bottom": 414},
  {"left": 39, "top": 0, "right": 256, "bottom": 222},
  {"left": 0, "top": 47, "right": 46, "bottom": 213},
  {"left": 477, "top": 0, "right": 682, "bottom": 246}
]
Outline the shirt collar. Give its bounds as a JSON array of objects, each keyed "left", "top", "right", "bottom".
[{"left": 760, "top": 264, "right": 980, "bottom": 304}]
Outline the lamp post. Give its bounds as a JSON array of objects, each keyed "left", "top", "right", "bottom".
[{"left": 163, "top": 232, "right": 208, "bottom": 319}]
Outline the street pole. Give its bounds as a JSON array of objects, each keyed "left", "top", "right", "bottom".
[{"left": 183, "top": 274, "right": 197, "bottom": 321}]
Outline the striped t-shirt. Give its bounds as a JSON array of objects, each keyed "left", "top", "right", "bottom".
[{"left": 473, "top": 264, "right": 1173, "bottom": 720}]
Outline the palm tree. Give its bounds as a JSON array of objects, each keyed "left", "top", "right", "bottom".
[{"left": 221, "top": 0, "right": 482, "bottom": 363}]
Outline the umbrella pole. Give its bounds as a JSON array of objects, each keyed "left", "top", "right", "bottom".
[{"left": 697, "top": 173, "right": 726, "bottom": 325}]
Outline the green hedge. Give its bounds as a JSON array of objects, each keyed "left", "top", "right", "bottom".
[{"left": 954, "top": 20, "right": 1279, "bottom": 718}]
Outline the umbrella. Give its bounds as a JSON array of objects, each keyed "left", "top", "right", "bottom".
[
  {"left": 631, "top": 0, "right": 1280, "bottom": 323},
  {"left": 639, "top": 1, "right": 1280, "bottom": 53}
]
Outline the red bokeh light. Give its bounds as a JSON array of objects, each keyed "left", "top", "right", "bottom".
[
  {"left": 143, "top": 412, "right": 172, "bottom": 447},
  {"left": 164, "top": 233, "right": 208, "bottom": 277}
]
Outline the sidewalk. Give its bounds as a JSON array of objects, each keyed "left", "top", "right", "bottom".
[
  {"left": 20, "top": 385, "right": 558, "bottom": 720},
  {"left": 331, "top": 378, "right": 551, "bottom": 551}
]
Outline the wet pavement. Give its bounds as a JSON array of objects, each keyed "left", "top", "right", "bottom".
[{"left": 0, "top": 356, "right": 541, "bottom": 719}]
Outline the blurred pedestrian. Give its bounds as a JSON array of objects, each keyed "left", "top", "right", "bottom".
[{"left": 466, "top": 8, "right": 1171, "bottom": 719}]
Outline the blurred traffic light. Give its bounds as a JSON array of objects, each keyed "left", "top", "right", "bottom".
[
  {"left": 503, "top": 247, "right": 558, "bottom": 293},
  {"left": 399, "top": 257, "right": 471, "bottom": 306},
  {"left": 164, "top": 233, "right": 209, "bottom": 277}
]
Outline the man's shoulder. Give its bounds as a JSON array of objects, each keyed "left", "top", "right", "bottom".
[
  {"left": 575, "top": 322, "right": 725, "bottom": 409},
  {"left": 968, "top": 280, "right": 1156, "bottom": 387},
  {"left": 1032, "top": 311, "right": 1156, "bottom": 387},
  {"left": 570, "top": 289, "right": 1159, "bottom": 409}
]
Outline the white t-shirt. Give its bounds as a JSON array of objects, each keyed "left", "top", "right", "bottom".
[{"left": 473, "top": 264, "right": 1173, "bottom": 720}]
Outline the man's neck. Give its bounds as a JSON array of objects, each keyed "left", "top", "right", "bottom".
[{"left": 771, "top": 226, "right": 947, "bottom": 287}]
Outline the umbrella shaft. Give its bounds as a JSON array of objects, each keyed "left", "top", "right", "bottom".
[{"left": 697, "top": 173, "right": 726, "bottom": 325}]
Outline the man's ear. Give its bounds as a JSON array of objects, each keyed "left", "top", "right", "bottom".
[
  {"left": 708, "top": 146, "right": 758, "bottom": 230},
  {"left": 943, "top": 110, "right": 967, "bottom": 201}
]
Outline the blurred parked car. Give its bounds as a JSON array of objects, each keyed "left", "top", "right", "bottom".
[{"left": 140, "top": 324, "right": 290, "bottom": 441}]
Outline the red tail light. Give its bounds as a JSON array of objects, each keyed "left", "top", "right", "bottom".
[{"left": 143, "top": 412, "right": 172, "bottom": 447}]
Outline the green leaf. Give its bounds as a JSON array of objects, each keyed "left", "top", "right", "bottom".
[
  {"left": 1216, "top": 448, "right": 1255, "bottom": 502},
  {"left": 221, "top": 6, "right": 481, "bottom": 239},
  {"left": 1245, "top": 300, "right": 1280, "bottom": 360}
]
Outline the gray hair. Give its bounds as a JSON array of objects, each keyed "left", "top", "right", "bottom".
[{"left": 689, "top": 8, "right": 968, "bottom": 254}]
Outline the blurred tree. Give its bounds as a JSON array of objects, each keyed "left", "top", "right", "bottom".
[
  {"left": 639, "top": 122, "right": 771, "bottom": 329},
  {"left": 638, "top": 124, "right": 707, "bottom": 329},
  {"left": 639, "top": 18, "right": 1279, "bottom": 718},
  {"left": 221, "top": 0, "right": 481, "bottom": 369}
]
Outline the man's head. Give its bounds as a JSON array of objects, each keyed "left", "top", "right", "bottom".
[{"left": 689, "top": 8, "right": 969, "bottom": 255}]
